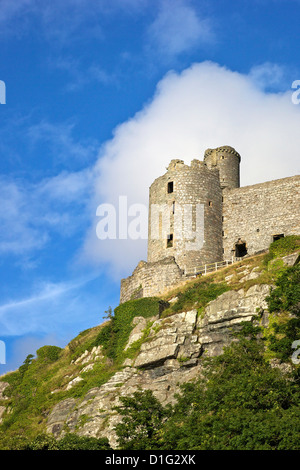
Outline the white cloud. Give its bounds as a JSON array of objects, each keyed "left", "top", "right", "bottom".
[
  {"left": 0, "top": 0, "right": 32, "bottom": 24},
  {"left": 0, "top": 275, "right": 99, "bottom": 336},
  {"left": 249, "top": 62, "right": 289, "bottom": 91},
  {"left": 52, "top": 57, "right": 116, "bottom": 92},
  {"left": 81, "top": 61, "right": 300, "bottom": 278},
  {"left": 0, "top": 177, "right": 48, "bottom": 255},
  {"left": 0, "top": 168, "right": 93, "bottom": 257},
  {"left": 0, "top": 0, "right": 149, "bottom": 40},
  {"left": 146, "top": 0, "right": 214, "bottom": 61},
  {"left": 27, "top": 120, "right": 98, "bottom": 166}
]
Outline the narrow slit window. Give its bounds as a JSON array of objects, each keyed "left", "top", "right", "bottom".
[
  {"left": 167, "top": 233, "right": 173, "bottom": 248},
  {"left": 208, "top": 201, "right": 213, "bottom": 207},
  {"left": 172, "top": 201, "right": 175, "bottom": 214},
  {"left": 167, "top": 181, "right": 174, "bottom": 193}
]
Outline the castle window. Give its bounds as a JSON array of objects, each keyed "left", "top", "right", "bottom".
[
  {"left": 221, "top": 155, "right": 225, "bottom": 160},
  {"left": 222, "top": 231, "right": 225, "bottom": 237},
  {"left": 172, "top": 201, "right": 175, "bottom": 214},
  {"left": 273, "top": 234, "right": 284, "bottom": 242},
  {"left": 167, "top": 181, "right": 174, "bottom": 193},
  {"left": 167, "top": 233, "right": 173, "bottom": 248},
  {"left": 208, "top": 201, "right": 213, "bottom": 207}
]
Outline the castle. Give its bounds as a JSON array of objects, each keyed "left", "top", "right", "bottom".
[{"left": 120, "top": 146, "right": 300, "bottom": 303}]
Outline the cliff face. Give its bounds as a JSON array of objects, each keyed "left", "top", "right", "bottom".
[
  {"left": 46, "top": 283, "right": 270, "bottom": 448},
  {"left": 1, "top": 244, "right": 299, "bottom": 449}
]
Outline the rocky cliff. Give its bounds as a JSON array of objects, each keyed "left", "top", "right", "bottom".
[
  {"left": 0, "top": 243, "right": 299, "bottom": 449},
  {"left": 46, "top": 282, "right": 271, "bottom": 448}
]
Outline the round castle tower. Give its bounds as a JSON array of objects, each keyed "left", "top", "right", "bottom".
[
  {"left": 204, "top": 145, "right": 241, "bottom": 190},
  {"left": 147, "top": 158, "right": 223, "bottom": 274}
]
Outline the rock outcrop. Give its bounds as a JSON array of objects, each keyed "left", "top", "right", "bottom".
[{"left": 47, "top": 283, "right": 270, "bottom": 447}]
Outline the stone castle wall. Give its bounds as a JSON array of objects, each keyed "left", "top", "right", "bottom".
[
  {"left": 120, "top": 257, "right": 184, "bottom": 304},
  {"left": 222, "top": 175, "right": 300, "bottom": 259}
]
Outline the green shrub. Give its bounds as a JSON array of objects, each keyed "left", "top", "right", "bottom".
[
  {"left": 265, "top": 264, "right": 300, "bottom": 361},
  {"left": 114, "top": 389, "right": 170, "bottom": 450},
  {"left": 57, "top": 433, "right": 111, "bottom": 450},
  {"left": 23, "top": 433, "right": 111, "bottom": 450},
  {"left": 93, "top": 297, "right": 163, "bottom": 361},
  {"left": 263, "top": 235, "right": 300, "bottom": 265},
  {"left": 266, "top": 264, "right": 300, "bottom": 313},
  {"left": 36, "top": 345, "right": 62, "bottom": 363},
  {"left": 114, "top": 335, "right": 300, "bottom": 450},
  {"left": 169, "top": 279, "right": 229, "bottom": 314}
]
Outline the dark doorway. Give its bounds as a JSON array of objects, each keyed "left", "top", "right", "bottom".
[
  {"left": 273, "top": 234, "right": 284, "bottom": 242},
  {"left": 235, "top": 240, "right": 247, "bottom": 257}
]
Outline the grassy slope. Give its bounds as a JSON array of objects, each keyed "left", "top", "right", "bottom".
[{"left": 0, "top": 236, "right": 299, "bottom": 447}]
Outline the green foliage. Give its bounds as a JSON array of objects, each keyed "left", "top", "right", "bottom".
[
  {"left": 114, "top": 389, "right": 170, "bottom": 450},
  {"left": 264, "top": 264, "right": 300, "bottom": 361},
  {"left": 2, "top": 432, "right": 111, "bottom": 450},
  {"left": 93, "top": 297, "right": 163, "bottom": 361},
  {"left": 167, "top": 279, "right": 229, "bottom": 315},
  {"left": 18, "top": 354, "right": 34, "bottom": 379},
  {"left": 1, "top": 247, "right": 299, "bottom": 450},
  {"left": 263, "top": 235, "right": 300, "bottom": 266},
  {"left": 36, "top": 345, "right": 62, "bottom": 363},
  {"left": 115, "top": 334, "right": 300, "bottom": 450},
  {"left": 162, "top": 338, "right": 300, "bottom": 450},
  {"left": 56, "top": 433, "right": 111, "bottom": 450},
  {"left": 266, "top": 264, "right": 300, "bottom": 313},
  {"left": 233, "top": 319, "right": 262, "bottom": 340},
  {"left": 24, "top": 433, "right": 59, "bottom": 450},
  {"left": 68, "top": 327, "right": 95, "bottom": 357}
]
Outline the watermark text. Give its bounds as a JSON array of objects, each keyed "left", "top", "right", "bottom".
[
  {"left": 96, "top": 196, "right": 205, "bottom": 251},
  {"left": 0, "top": 80, "right": 6, "bottom": 104},
  {"left": 291, "top": 340, "right": 300, "bottom": 364},
  {"left": 0, "top": 340, "right": 6, "bottom": 364},
  {"left": 291, "top": 80, "right": 300, "bottom": 104}
]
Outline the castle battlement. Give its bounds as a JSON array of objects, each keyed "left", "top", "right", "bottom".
[{"left": 120, "top": 146, "right": 300, "bottom": 303}]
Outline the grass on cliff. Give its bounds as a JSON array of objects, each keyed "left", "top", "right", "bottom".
[
  {"left": 163, "top": 235, "right": 300, "bottom": 305},
  {"left": 0, "top": 297, "right": 165, "bottom": 446},
  {"left": 0, "top": 236, "right": 299, "bottom": 449},
  {"left": 92, "top": 297, "right": 164, "bottom": 362},
  {"left": 161, "top": 278, "right": 230, "bottom": 318}
]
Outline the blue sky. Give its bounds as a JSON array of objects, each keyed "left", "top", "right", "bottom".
[{"left": 0, "top": 0, "right": 300, "bottom": 374}]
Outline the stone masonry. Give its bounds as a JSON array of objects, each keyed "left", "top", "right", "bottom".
[
  {"left": 120, "top": 146, "right": 300, "bottom": 303},
  {"left": 222, "top": 175, "right": 300, "bottom": 259}
]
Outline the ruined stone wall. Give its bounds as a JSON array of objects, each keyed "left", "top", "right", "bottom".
[
  {"left": 222, "top": 175, "right": 300, "bottom": 259},
  {"left": 148, "top": 159, "right": 223, "bottom": 273},
  {"left": 120, "top": 257, "right": 184, "bottom": 304}
]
